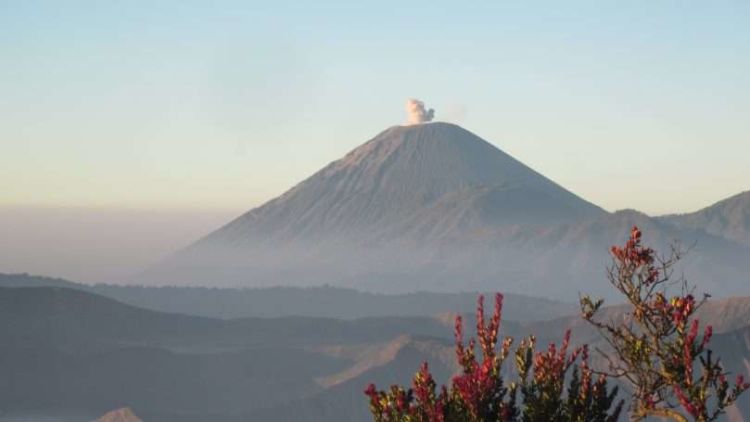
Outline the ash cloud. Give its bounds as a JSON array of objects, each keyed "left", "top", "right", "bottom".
[{"left": 405, "top": 99, "right": 435, "bottom": 125}]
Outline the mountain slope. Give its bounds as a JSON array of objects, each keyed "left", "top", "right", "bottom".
[
  {"left": 661, "top": 191, "right": 750, "bottom": 246},
  {"left": 196, "top": 122, "right": 604, "bottom": 247}
]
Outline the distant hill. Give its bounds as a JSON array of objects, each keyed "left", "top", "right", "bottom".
[
  {"left": 661, "top": 191, "right": 750, "bottom": 247},
  {"left": 0, "top": 286, "right": 461, "bottom": 351},
  {"left": 0, "top": 273, "right": 576, "bottom": 322},
  {"left": 0, "top": 273, "right": 80, "bottom": 288}
]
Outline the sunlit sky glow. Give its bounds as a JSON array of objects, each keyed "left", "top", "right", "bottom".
[{"left": 2, "top": 1, "right": 749, "bottom": 215}]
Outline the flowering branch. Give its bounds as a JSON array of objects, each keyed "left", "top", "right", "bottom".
[{"left": 580, "top": 226, "right": 749, "bottom": 421}]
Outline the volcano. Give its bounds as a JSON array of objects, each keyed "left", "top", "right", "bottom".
[
  {"left": 200, "top": 123, "right": 603, "bottom": 244},
  {"left": 145, "top": 123, "right": 750, "bottom": 300}
]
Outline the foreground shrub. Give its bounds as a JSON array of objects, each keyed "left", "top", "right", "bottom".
[
  {"left": 580, "top": 227, "right": 749, "bottom": 421},
  {"left": 365, "top": 293, "right": 623, "bottom": 421},
  {"left": 366, "top": 227, "right": 748, "bottom": 421}
]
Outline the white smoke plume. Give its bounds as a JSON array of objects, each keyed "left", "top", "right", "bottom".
[{"left": 405, "top": 99, "right": 435, "bottom": 125}]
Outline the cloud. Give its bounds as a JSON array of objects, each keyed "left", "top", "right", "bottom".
[{"left": 405, "top": 99, "right": 435, "bottom": 125}]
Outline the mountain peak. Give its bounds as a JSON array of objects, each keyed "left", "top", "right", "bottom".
[
  {"left": 332, "top": 122, "right": 499, "bottom": 175},
  {"left": 326, "top": 122, "right": 532, "bottom": 188},
  {"left": 198, "top": 123, "right": 604, "bottom": 247}
]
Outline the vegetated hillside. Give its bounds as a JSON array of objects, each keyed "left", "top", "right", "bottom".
[
  {"left": 661, "top": 191, "right": 750, "bottom": 247},
  {"left": 141, "top": 123, "right": 750, "bottom": 301},
  {"left": 0, "top": 273, "right": 576, "bottom": 322}
]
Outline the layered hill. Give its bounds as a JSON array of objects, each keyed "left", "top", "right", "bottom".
[
  {"left": 2, "top": 286, "right": 749, "bottom": 421},
  {"left": 0, "top": 287, "right": 449, "bottom": 420},
  {"left": 144, "top": 123, "right": 750, "bottom": 300}
]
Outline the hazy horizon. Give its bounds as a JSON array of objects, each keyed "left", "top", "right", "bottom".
[{"left": 0, "top": 205, "right": 238, "bottom": 283}]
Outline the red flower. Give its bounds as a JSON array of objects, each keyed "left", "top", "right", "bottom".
[
  {"left": 673, "top": 385, "right": 699, "bottom": 418},
  {"left": 701, "top": 325, "right": 713, "bottom": 349}
]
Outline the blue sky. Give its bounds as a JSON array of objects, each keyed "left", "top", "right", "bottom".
[{"left": 2, "top": 1, "right": 749, "bottom": 214}]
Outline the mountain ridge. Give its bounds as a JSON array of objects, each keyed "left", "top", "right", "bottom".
[
  {"left": 660, "top": 190, "right": 750, "bottom": 246},
  {"left": 0, "top": 273, "right": 577, "bottom": 321}
]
